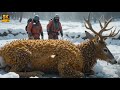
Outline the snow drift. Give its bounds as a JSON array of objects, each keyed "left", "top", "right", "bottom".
[{"left": 0, "top": 19, "right": 120, "bottom": 78}]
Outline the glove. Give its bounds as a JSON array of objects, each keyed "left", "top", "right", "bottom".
[
  {"left": 61, "top": 33, "right": 63, "bottom": 37},
  {"left": 47, "top": 30, "right": 50, "bottom": 35},
  {"left": 41, "top": 36, "right": 44, "bottom": 39},
  {"left": 60, "top": 31, "right": 63, "bottom": 37},
  {"left": 28, "top": 33, "right": 34, "bottom": 39},
  {"left": 29, "top": 36, "right": 34, "bottom": 39},
  {"left": 47, "top": 31, "right": 49, "bottom": 35},
  {"left": 57, "top": 32, "right": 59, "bottom": 35},
  {"left": 28, "top": 32, "right": 32, "bottom": 36}
]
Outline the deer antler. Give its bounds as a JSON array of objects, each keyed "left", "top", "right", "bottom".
[
  {"left": 99, "top": 17, "right": 114, "bottom": 35},
  {"left": 99, "top": 15, "right": 104, "bottom": 29},
  {"left": 98, "top": 16, "right": 120, "bottom": 40},
  {"left": 98, "top": 15, "right": 114, "bottom": 31},
  {"left": 102, "top": 28, "right": 120, "bottom": 39},
  {"left": 84, "top": 13, "right": 120, "bottom": 41},
  {"left": 84, "top": 13, "right": 100, "bottom": 36}
]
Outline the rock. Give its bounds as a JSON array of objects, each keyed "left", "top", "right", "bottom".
[{"left": 3, "top": 32, "right": 8, "bottom": 36}]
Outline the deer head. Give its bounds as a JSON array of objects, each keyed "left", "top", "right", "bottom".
[{"left": 84, "top": 13, "right": 120, "bottom": 64}]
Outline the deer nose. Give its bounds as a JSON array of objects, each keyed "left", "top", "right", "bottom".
[
  {"left": 114, "top": 60, "right": 117, "bottom": 64},
  {"left": 109, "top": 59, "right": 117, "bottom": 64},
  {"left": 112, "top": 59, "right": 117, "bottom": 64}
]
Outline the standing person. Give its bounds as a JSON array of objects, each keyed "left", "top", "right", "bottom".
[
  {"left": 47, "top": 14, "right": 63, "bottom": 39},
  {"left": 27, "top": 15, "right": 43, "bottom": 39}
]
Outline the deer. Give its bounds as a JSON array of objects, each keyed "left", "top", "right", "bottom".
[
  {"left": 0, "top": 14, "right": 119, "bottom": 78},
  {"left": 80, "top": 13, "right": 119, "bottom": 75}
]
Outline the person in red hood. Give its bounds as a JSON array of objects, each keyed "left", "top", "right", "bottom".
[
  {"left": 47, "top": 14, "right": 63, "bottom": 39},
  {"left": 27, "top": 15, "right": 43, "bottom": 39}
]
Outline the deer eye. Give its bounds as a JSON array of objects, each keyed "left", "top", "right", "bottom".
[
  {"left": 97, "top": 40, "right": 99, "bottom": 43},
  {"left": 103, "top": 48, "right": 108, "bottom": 53}
]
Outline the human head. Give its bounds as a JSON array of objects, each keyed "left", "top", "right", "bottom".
[
  {"left": 33, "top": 15, "right": 40, "bottom": 23},
  {"left": 54, "top": 14, "right": 59, "bottom": 22},
  {"left": 27, "top": 18, "right": 32, "bottom": 23}
]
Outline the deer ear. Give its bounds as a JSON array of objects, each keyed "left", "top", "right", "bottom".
[{"left": 85, "top": 31, "right": 94, "bottom": 39}]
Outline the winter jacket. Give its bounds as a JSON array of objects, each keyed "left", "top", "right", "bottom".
[
  {"left": 27, "top": 21, "right": 43, "bottom": 39},
  {"left": 47, "top": 20, "right": 63, "bottom": 36}
]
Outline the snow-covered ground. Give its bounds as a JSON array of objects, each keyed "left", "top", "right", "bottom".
[{"left": 0, "top": 19, "right": 120, "bottom": 78}]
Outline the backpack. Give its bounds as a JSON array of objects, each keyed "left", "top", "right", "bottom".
[{"left": 25, "top": 18, "right": 33, "bottom": 33}]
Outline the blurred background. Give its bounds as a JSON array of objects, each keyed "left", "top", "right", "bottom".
[{"left": 1, "top": 12, "right": 120, "bottom": 22}]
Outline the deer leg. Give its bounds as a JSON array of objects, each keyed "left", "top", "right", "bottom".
[
  {"left": 4, "top": 65, "right": 11, "bottom": 72},
  {"left": 82, "top": 62, "right": 95, "bottom": 76},
  {"left": 5, "top": 65, "right": 44, "bottom": 78},
  {"left": 3, "top": 65, "right": 44, "bottom": 78},
  {"left": 3, "top": 47, "right": 45, "bottom": 78},
  {"left": 15, "top": 71, "right": 44, "bottom": 78},
  {"left": 58, "top": 62, "right": 84, "bottom": 78},
  {"left": 84, "top": 70, "right": 95, "bottom": 76}
]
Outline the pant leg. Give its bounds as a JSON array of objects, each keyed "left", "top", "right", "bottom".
[
  {"left": 48, "top": 34, "right": 54, "bottom": 39},
  {"left": 48, "top": 33, "right": 58, "bottom": 39},
  {"left": 54, "top": 34, "right": 58, "bottom": 39},
  {"left": 28, "top": 35, "right": 34, "bottom": 40}
]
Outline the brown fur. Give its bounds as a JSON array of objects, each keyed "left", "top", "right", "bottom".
[
  {"left": 0, "top": 39, "right": 108, "bottom": 78},
  {"left": 77, "top": 40, "right": 97, "bottom": 73},
  {"left": 0, "top": 40, "right": 83, "bottom": 78}
]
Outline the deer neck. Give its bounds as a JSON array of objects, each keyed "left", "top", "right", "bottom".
[
  {"left": 77, "top": 39, "right": 97, "bottom": 62},
  {"left": 77, "top": 40, "right": 98, "bottom": 73},
  {"left": 77, "top": 40, "right": 97, "bottom": 59}
]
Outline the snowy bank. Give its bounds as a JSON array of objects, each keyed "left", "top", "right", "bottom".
[{"left": 0, "top": 19, "right": 120, "bottom": 78}]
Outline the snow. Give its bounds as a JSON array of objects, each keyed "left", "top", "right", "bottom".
[
  {"left": 30, "top": 76, "right": 39, "bottom": 78},
  {"left": 0, "top": 70, "right": 19, "bottom": 78},
  {"left": 0, "top": 18, "right": 120, "bottom": 78}
]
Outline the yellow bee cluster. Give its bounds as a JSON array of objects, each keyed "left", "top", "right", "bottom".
[{"left": 0, "top": 39, "right": 97, "bottom": 78}]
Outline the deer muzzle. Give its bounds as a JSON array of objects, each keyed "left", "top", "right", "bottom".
[
  {"left": 109, "top": 59, "right": 117, "bottom": 64},
  {"left": 107, "top": 48, "right": 117, "bottom": 64}
]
